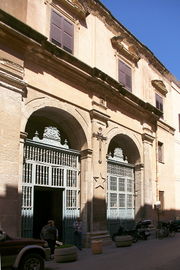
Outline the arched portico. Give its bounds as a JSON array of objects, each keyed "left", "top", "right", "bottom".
[
  {"left": 21, "top": 104, "right": 91, "bottom": 243},
  {"left": 106, "top": 132, "right": 142, "bottom": 235}
]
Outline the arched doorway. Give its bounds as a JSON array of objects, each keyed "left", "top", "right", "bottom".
[
  {"left": 107, "top": 134, "right": 140, "bottom": 235},
  {"left": 21, "top": 107, "right": 86, "bottom": 244}
]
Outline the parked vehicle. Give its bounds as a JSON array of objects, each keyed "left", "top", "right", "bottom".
[
  {"left": 112, "top": 219, "right": 152, "bottom": 243},
  {"left": 0, "top": 230, "right": 50, "bottom": 270}
]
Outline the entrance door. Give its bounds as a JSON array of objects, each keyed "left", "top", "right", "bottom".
[
  {"left": 33, "top": 186, "right": 63, "bottom": 240},
  {"left": 107, "top": 156, "right": 135, "bottom": 236},
  {"left": 21, "top": 139, "right": 80, "bottom": 243}
]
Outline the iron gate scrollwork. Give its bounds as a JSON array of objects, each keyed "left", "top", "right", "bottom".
[
  {"left": 22, "top": 128, "right": 80, "bottom": 243},
  {"left": 107, "top": 148, "right": 135, "bottom": 236}
]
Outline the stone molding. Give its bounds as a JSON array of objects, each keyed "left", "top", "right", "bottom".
[
  {"left": 111, "top": 36, "right": 140, "bottom": 64},
  {"left": 0, "top": 58, "right": 24, "bottom": 79},
  {"left": 151, "top": 80, "right": 168, "bottom": 96},
  {"left": 157, "top": 119, "right": 175, "bottom": 135},
  {"left": 90, "top": 109, "right": 110, "bottom": 123},
  {"left": 0, "top": 70, "right": 27, "bottom": 96},
  {"left": 44, "top": 0, "right": 88, "bottom": 19},
  {"left": 142, "top": 132, "right": 155, "bottom": 145},
  {"left": 80, "top": 148, "right": 93, "bottom": 159}
]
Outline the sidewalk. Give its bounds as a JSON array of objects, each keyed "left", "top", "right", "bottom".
[{"left": 45, "top": 233, "right": 180, "bottom": 270}]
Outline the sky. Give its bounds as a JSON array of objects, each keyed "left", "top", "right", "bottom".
[{"left": 100, "top": 0, "right": 180, "bottom": 80}]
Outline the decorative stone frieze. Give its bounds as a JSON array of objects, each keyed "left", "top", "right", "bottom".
[
  {"left": 92, "top": 127, "right": 107, "bottom": 164},
  {"left": 151, "top": 80, "right": 168, "bottom": 96},
  {"left": 93, "top": 173, "right": 106, "bottom": 189},
  {"left": 32, "top": 127, "right": 69, "bottom": 148}
]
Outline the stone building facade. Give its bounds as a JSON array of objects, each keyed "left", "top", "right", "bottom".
[{"left": 0, "top": 0, "right": 179, "bottom": 245}]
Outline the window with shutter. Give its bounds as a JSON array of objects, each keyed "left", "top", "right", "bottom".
[
  {"left": 118, "top": 60, "right": 132, "bottom": 92},
  {"left": 158, "top": 141, "right": 164, "bottom": 163},
  {"left": 159, "top": 191, "right": 164, "bottom": 210},
  {"left": 50, "top": 10, "right": 74, "bottom": 54},
  {"left": 155, "top": 93, "right": 163, "bottom": 118}
]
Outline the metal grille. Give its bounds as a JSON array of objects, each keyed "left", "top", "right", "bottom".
[
  {"left": 21, "top": 140, "right": 80, "bottom": 239},
  {"left": 107, "top": 161, "right": 134, "bottom": 235}
]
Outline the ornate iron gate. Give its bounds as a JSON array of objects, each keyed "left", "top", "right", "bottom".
[
  {"left": 107, "top": 148, "right": 135, "bottom": 235},
  {"left": 21, "top": 127, "right": 80, "bottom": 243}
]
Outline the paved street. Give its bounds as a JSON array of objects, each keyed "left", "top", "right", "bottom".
[{"left": 45, "top": 233, "right": 180, "bottom": 270}]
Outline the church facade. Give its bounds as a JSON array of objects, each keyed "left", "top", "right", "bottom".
[{"left": 0, "top": 0, "right": 179, "bottom": 245}]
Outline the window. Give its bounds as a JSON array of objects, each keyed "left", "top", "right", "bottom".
[
  {"left": 158, "top": 141, "right": 164, "bottom": 163},
  {"left": 155, "top": 93, "right": 163, "bottom": 113},
  {"left": 118, "top": 60, "right": 132, "bottom": 92},
  {"left": 50, "top": 10, "right": 74, "bottom": 54}
]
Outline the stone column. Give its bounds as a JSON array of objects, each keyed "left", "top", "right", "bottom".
[
  {"left": 80, "top": 149, "right": 93, "bottom": 233},
  {"left": 142, "top": 132, "right": 155, "bottom": 219},
  {"left": 89, "top": 109, "right": 111, "bottom": 243},
  {"left": 134, "top": 163, "right": 144, "bottom": 220}
]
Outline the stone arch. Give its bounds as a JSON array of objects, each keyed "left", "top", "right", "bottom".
[
  {"left": 105, "top": 126, "right": 142, "bottom": 164},
  {"left": 21, "top": 97, "right": 90, "bottom": 151},
  {"left": 105, "top": 125, "right": 144, "bottom": 231},
  {"left": 20, "top": 97, "right": 92, "bottom": 241}
]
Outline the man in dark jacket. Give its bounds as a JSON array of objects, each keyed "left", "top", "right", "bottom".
[{"left": 40, "top": 220, "right": 58, "bottom": 255}]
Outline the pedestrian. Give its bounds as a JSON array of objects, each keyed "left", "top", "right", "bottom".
[
  {"left": 73, "top": 217, "right": 82, "bottom": 250},
  {"left": 40, "top": 220, "right": 58, "bottom": 256}
]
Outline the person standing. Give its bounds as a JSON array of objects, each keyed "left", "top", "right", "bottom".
[
  {"left": 73, "top": 217, "right": 82, "bottom": 250},
  {"left": 40, "top": 220, "right": 58, "bottom": 256}
]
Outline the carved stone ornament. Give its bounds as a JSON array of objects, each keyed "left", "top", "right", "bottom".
[
  {"left": 111, "top": 36, "right": 140, "bottom": 64},
  {"left": 93, "top": 173, "right": 106, "bottom": 189},
  {"left": 108, "top": 147, "right": 128, "bottom": 163},
  {"left": 45, "top": 0, "right": 87, "bottom": 19},
  {"left": 151, "top": 80, "right": 168, "bottom": 96},
  {"left": 33, "top": 126, "right": 69, "bottom": 148}
]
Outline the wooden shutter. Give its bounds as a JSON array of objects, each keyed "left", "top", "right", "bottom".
[
  {"left": 118, "top": 60, "right": 132, "bottom": 91},
  {"left": 50, "top": 10, "right": 74, "bottom": 54},
  {"left": 62, "top": 18, "right": 73, "bottom": 54},
  {"left": 50, "top": 10, "right": 62, "bottom": 47}
]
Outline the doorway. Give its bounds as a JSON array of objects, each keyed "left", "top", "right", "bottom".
[{"left": 33, "top": 186, "right": 63, "bottom": 240}]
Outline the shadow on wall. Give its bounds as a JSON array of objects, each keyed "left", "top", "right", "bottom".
[
  {"left": 0, "top": 187, "right": 180, "bottom": 242},
  {"left": 107, "top": 203, "right": 179, "bottom": 238},
  {"left": 0, "top": 185, "right": 22, "bottom": 237}
]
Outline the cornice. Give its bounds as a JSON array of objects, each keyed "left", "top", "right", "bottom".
[
  {"left": 0, "top": 9, "right": 163, "bottom": 121},
  {"left": 151, "top": 80, "right": 168, "bottom": 96},
  {"left": 88, "top": 0, "right": 170, "bottom": 77},
  {"left": 157, "top": 119, "right": 175, "bottom": 135}
]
